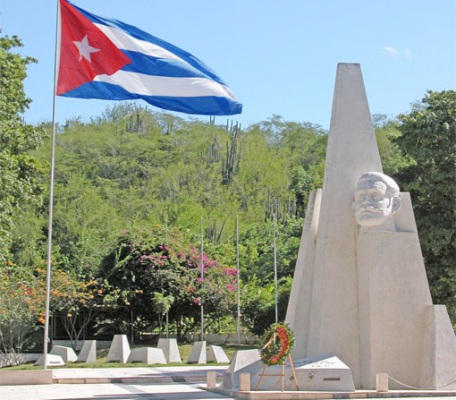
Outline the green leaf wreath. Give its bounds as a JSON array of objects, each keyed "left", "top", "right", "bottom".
[{"left": 260, "top": 322, "right": 295, "bottom": 366}]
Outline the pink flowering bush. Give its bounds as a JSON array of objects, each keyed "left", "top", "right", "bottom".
[{"left": 99, "top": 226, "right": 237, "bottom": 339}]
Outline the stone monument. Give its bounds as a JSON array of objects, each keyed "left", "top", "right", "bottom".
[{"left": 286, "top": 63, "right": 456, "bottom": 389}]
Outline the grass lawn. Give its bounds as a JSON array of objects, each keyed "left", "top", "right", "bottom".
[{"left": 2, "top": 343, "right": 257, "bottom": 371}]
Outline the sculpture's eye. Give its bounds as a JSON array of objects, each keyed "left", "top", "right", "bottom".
[{"left": 355, "top": 192, "right": 366, "bottom": 201}]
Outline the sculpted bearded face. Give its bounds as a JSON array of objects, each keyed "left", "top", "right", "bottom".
[{"left": 352, "top": 172, "right": 402, "bottom": 227}]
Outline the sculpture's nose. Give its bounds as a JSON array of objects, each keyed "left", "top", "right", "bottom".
[{"left": 361, "top": 193, "right": 371, "bottom": 205}]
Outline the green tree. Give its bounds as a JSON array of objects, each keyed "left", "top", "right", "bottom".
[
  {"left": 41, "top": 268, "right": 120, "bottom": 351},
  {"left": 239, "top": 217, "right": 304, "bottom": 283},
  {"left": 0, "top": 35, "right": 46, "bottom": 260},
  {"left": 151, "top": 292, "right": 174, "bottom": 336},
  {"left": 241, "top": 276, "right": 292, "bottom": 335},
  {"left": 394, "top": 90, "right": 456, "bottom": 322},
  {"left": 0, "top": 259, "right": 45, "bottom": 361}
]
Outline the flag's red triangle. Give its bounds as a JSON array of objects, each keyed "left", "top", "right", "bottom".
[{"left": 57, "top": 0, "right": 131, "bottom": 95}]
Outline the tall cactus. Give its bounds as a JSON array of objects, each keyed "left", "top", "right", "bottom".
[
  {"left": 205, "top": 219, "right": 225, "bottom": 244},
  {"left": 266, "top": 188, "right": 299, "bottom": 222},
  {"left": 221, "top": 122, "right": 241, "bottom": 184}
]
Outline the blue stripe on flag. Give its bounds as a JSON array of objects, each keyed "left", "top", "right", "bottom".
[
  {"left": 121, "top": 51, "right": 210, "bottom": 79},
  {"left": 61, "top": 81, "right": 242, "bottom": 116}
]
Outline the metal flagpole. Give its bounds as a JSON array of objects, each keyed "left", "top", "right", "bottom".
[
  {"left": 236, "top": 215, "right": 241, "bottom": 345},
  {"left": 43, "top": 0, "right": 61, "bottom": 370},
  {"left": 164, "top": 212, "right": 169, "bottom": 339},
  {"left": 200, "top": 217, "right": 204, "bottom": 341},
  {"left": 273, "top": 214, "right": 278, "bottom": 324}
]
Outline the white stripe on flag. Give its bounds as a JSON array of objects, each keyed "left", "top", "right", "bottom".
[
  {"left": 96, "top": 24, "right": 183, "bottom": 62},
  {"left": 95, "top": 71, "right": 238, "bottom": 99}
]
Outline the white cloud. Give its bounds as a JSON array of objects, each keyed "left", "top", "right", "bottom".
[{"left": 381, "top": 45, "right": 413, "bottom": 60}]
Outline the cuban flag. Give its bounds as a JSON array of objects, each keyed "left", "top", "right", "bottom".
[{"left": 57, "top": 0, "right": 242, "bottom": 116}]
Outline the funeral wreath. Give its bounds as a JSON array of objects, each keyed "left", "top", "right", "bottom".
[{"left": 260, "top": 322, "right": 295, "bottom": 366}]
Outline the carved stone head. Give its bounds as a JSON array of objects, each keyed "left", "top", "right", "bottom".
[{"left": 352, "top": 172, "right": 402, "bottom": 227}]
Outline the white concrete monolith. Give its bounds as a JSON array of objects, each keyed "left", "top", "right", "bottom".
[
  {"left": 207, "top": 345, "right": 229, "bottom": 363},
  {"left": 127, "top": 347, "right": 166, "bottom": 364},
  {"left": 222, "top": 349, "right": 261, "bottom": 391},
  {"left": 157, "top": 338, "right": 181, "bottom": 363},
  {"left": 285, "top": 63, "right": 456, "bottom": 390},
  {"left": 34, "top": 354, "right": 65, "bottom": 366},
  {"left": 107, "top": 334, "right": 130, "bottom": 363},
  {"left": 50, "top": 345, "right": 78, "bottom": 363},
  {"left": 187, "top": 341, "right": 206, "bottom": 364},
  {"left": 77, "top": 340, "right": 97, "bottom": 363}
]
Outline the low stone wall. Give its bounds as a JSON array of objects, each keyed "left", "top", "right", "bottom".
[
  {"left": 0, "top": 370, "right": 53, "bottom": 385},
  {"left": 0, "top": 353, "right": 41, "bottom": 368},
  {"left": 184, "top": 332, "right": 258, "bottom": 345},
  {"left": 52, "top": 340, "right": 111, "bottom": 350}
]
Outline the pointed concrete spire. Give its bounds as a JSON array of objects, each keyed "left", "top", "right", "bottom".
[
  {"left": 305, "top": 64, "right": 381, "bottom": 385},
  {"left": 286, "top": 63, "right": 456, "bottom": 390}
]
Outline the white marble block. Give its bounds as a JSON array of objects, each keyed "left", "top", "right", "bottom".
[
  {"left": 222, "top": 349, "right": 261, "bottom": 390},
  {"left": 293, "top": 354, "right": 356, "bottom": 392},
  {"left": 107, "top": 334, "right": 130, "bottom": 363},
  {"left": 157, "top": 338, "right": 181, "bottom": 363},
  {"left": 34, "top": 354, "right": 65, "bottom": 366},
  {"left": 127, "top": 347, "right": 167, "bottom": 364},
  {"left": 207, "top": 345, "right": 229, "bottom": 363},
  {"left": 187, "top": 341, "right": 206, "bottom": 364},
  {"left": 50, "top": 345, "right": 78, "bottom": 363},
  {"left": 77, "top": 340, "right": 97, "bottom": 363}
]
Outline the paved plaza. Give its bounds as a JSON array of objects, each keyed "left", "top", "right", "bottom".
[
  {"left": 0, "top": 367, "right": 455, "bottom": 400},
  {"left": 0, "top": 366, "right": 235, "bottom": 400},
  {"left": 0, "top": 382, "right": 236, "bottom": 400}
]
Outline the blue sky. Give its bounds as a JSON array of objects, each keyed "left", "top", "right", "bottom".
[{"left": 1, "top": 0, "right": 455, "bottom": 130}]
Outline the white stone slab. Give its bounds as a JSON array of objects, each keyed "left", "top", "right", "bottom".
[
  {"left": 127, "top": 347, "right": 167, "bottom": 364},
  {"left": 157, "top": 338, "right": 181, "bottom": 363},
  {"left": 34, "top": 354, "right": 65, "bottom": 366},
  {"left": 77, "top": 340, "right": 97, "bottom": 363},
  {"left": 207, "top": 345, "right": 229, "bottom": 363},
  {"left": 222, "top": 349, "right": 261, "bottom": 390},
  {"left": 222, "top": 350, "right": 355, "bottom": 392},
  {"left": 50, "top": 345, "right": 78, "bottom": 363},
  {"left": 292, "top": 354, "right": 356, "bottom": 392},
  {"left": 419, "top": 305, "right": 456, "bottom": 390},
  {"left": 107, "top": 334, "right": 130, "bottom": 363},
  {"left": 187, "top": 341, "right": 206, "bottom": 364}
]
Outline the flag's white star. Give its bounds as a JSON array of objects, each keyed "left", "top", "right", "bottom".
[{"left": 73, "top": 35, "right": 100, "bottom": 62}]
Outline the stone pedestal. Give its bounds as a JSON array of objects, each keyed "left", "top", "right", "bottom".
[
  {"left": 34, "top": 354, "right": 65, "bottom": 366},
  {"left": 222, "top": 350, "right": 355, "bottom": 392},
  {"left": 207, "top": 371, "right": 217, "bottom": 388},
  {"left": 207, "top": 345, "right": 229, "bottom": 363},
  {"left": 357, "top": 229, "right": 433, "bottom": 389},
  {"left": 222, "top": 349, "right": 261, "bottom": 391},
  {"left": 157, "top": 338, "right": 181, "bottom": 363},
  {"left": 77, "top": 340, "right": 97, "bottom": 363},
  {"left": 127, "top": 347, "right": 166, "bottom": 364},
  {"left": 187, "top": 341, "right": 206, "bottom": 364},
  {"left": 50, "top": 345, "right": 78, "bottom": 363},
  {"left": 107, "top": 334, "right": 130, "bottom": 363}
]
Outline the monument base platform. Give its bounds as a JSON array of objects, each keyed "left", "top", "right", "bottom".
[{"left": 206, "top": 386, "right": 456, "bottom": 400}]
